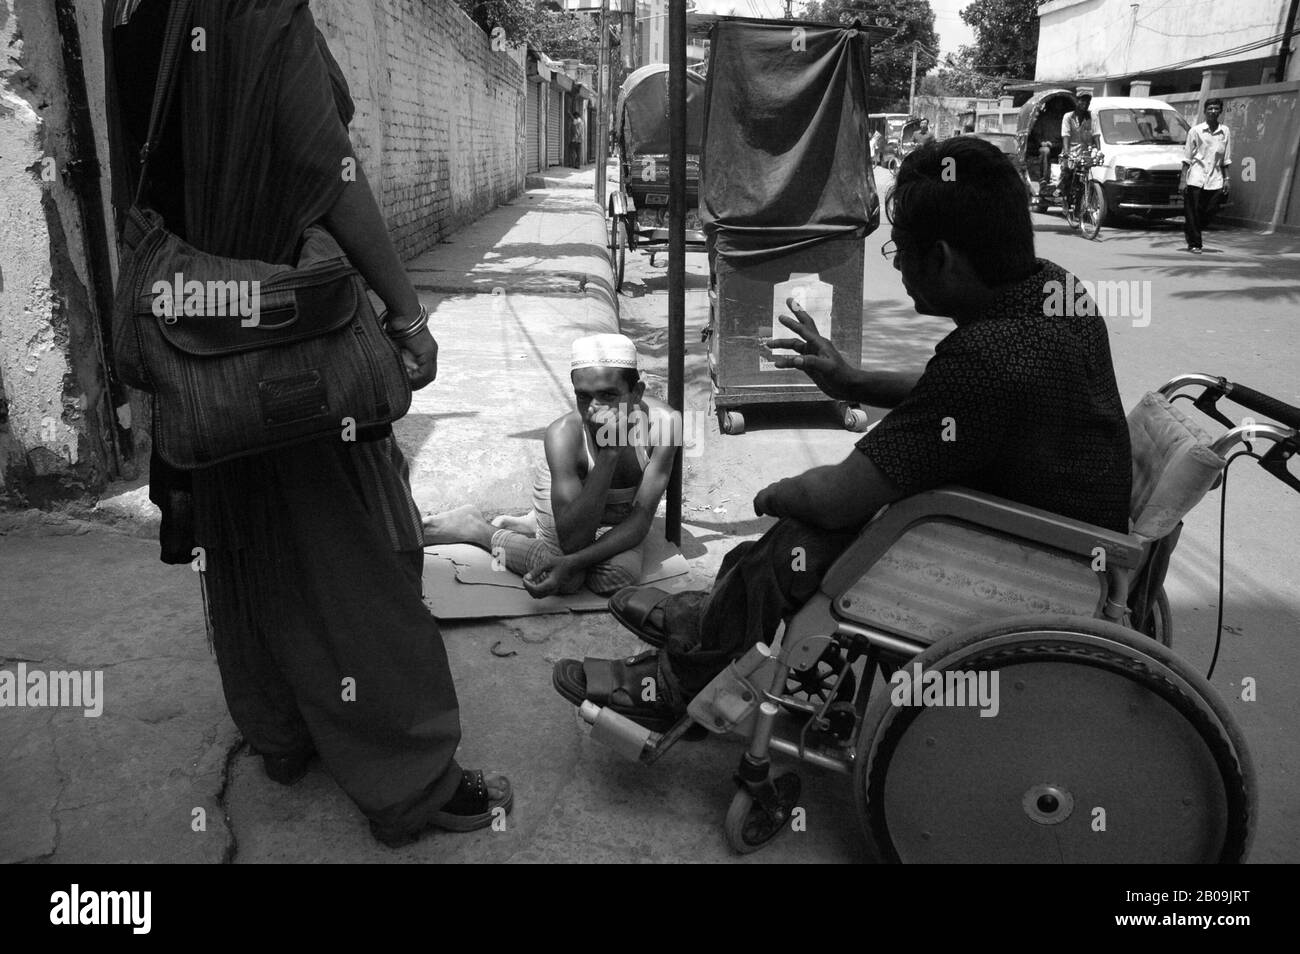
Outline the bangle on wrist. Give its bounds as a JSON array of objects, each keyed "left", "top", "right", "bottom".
[{"left": 385, "top": 303, "right": 428, "bottom": 341}]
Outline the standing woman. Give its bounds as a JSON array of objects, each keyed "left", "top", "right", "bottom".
[{"left": 103, "top": 0, "right": 511, "bottom": 847}]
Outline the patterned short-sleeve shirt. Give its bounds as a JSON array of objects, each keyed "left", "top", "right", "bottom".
[{"left": 857, "top": 259, "right": 1132, "bottom": 533}]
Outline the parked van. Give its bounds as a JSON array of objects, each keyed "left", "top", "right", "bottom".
[{"left": 1086, "top": 95, "right": 1192, "bottom": 224}]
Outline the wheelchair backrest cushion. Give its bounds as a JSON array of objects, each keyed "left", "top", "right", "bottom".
[{"left": 1127, "top": 392, "right": 1225, "bottom": 543}]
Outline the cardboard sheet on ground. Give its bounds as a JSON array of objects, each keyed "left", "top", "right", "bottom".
[{"left": 422, "top": 532, "right": 692, "bottom": 619}]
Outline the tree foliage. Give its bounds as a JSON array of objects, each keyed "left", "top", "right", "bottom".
[
  {"left": 454, "top": 1, "right": 602, "bottom": 62},
  {"left": 958, "top": 0, "right": 1040, "bottom": 80},
  {"left": 801, "top": 0, "right": 940, "bottom": 112},
  {"left": 931, "top": 49, "right": 1005, "bottom": 98}
]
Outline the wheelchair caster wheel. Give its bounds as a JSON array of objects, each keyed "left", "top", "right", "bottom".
[
  {"left": 724, "top": 773, "right": 801, "bottom": 854},
  {"left": 844, "top": 408, "right": 871, "bottom": 432},
  {"left": 721, "top": 410, "right": 745, "bottom": 435}
]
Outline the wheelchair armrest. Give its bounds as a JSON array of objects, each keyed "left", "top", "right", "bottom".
[{"left": 820, "top": 487, "right": 1142, "bottom": 599}]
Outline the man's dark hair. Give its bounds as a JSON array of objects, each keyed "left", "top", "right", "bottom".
[
  {"left": 886, "top": 137, "right": 1036, "bottom": 285},
  {"left": 1205, "top": 97, "right": 1224, "bottom": 111}
]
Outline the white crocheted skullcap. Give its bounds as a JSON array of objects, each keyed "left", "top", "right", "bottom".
[{"left": 571, "top": 333, "right": 639, "bottom": 371}]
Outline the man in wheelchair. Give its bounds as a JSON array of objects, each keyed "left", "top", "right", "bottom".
[{"left": 553, "top": 136, "right": 1133, "bottom": 729}]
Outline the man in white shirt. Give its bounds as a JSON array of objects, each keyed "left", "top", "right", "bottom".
[{"left": 1180, "top": 98, "right": 1232, "bottom": 253}]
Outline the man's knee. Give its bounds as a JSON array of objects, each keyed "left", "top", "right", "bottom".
[{"left": 765, "top": 517, "right": 860, "bottom": 573}]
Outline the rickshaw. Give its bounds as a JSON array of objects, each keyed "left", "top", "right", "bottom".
[
  {"left": 1016, "top": 88, "right": 1077, "bottom": 213},
  {"left": 606, "top": 64, "right": 709, "bottom": 292},
  {"left": 573, "top": 372, "right": 1300, "bottom": 861},
  {"left": 895, "top": 116, "right": 927, "bottom": 166},
  {"left": 867, "top": 113, "right": 920, "bottom": 172}
]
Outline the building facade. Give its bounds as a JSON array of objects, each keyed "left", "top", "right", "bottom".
[{"left": 1035, "top": 0, "right": 1300, "bottom": 94}]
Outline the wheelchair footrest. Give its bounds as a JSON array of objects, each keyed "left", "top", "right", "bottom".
[
  {"left": 687, "top": 643, "right": 778, "bottom": 736},
  {"left": 580, "top": 701, "right": 655, "bottom": 761}
]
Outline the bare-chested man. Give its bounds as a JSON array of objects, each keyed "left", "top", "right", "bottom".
[{"left": 423, "top": 334, "right": 678, "bottom": 598}]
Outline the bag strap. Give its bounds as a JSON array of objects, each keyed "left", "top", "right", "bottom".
[{"left": 133, "top": 0, "right": 194, "bottom": 206}]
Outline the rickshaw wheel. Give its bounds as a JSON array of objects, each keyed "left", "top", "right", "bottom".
[
  {"left": 608, "top": 215, "right": 625, "bottom": 292},
  {"left": 1136, "top": 585, "right": 1174, "bottom": 648},
  {"left": 1063, "top": 188, "right": 1081, "bottom": 229},
  {"left": 724, "top": 773, "right": 801, "bottom": 854},
  {"left": 1083, "top": 183, "right": 1105, "bottom": 239},
  {"left": 1149, "top": 586, "right": 1174, "bottom": 648},
  {"left": 855, "top": 615, "right": 1255, "bottom": 864}
]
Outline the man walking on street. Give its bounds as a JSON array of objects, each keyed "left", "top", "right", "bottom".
[{"left": 1181, "top": 98, "right": 1232, "bottom": 254}]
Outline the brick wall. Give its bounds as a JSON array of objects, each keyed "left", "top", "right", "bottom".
[
  {"left": 0, "top": 0, "right": 524, "bottom": 501},
  {"left": 314, "top": 0, "right": 526, "bottom": 258}
]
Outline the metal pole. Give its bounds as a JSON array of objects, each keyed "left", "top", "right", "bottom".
[
  {"left": 596, "top": 2, "right": 610, "bottom": 210},
  {"left": 908, "top": 40, "right": 917, "bottom": 115},
  {"left": 666, "top": 0, "right": 686, "bottom": 546},
  {"left": 53, "top": 0, "right": 128, "bottom": 479},
  {"left": 1276, "top": 0, "right": 1299, "bottom": 82}
]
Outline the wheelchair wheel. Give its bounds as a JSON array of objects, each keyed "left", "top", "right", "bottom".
[
  {"left": 724, "top": 773, "right": 801, "bottom": 854},
  {"left": 855, "top": 615, "right": 1255, "bottom": 863}
]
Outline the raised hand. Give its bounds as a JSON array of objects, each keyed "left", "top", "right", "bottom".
[{"left": 764, "top": 297, "right": 859, "bottom": 401}]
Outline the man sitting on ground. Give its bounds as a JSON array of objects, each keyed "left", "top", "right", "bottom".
[
  {"left": 552, "top": 137, "right": 1133, "bottom": 729},
  {"left": 425, "top": 334, "right": 678, "bottom": 597}
]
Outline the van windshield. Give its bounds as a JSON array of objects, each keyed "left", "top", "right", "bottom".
[{"left": 1099, "top": 107, "right": 1191, "bottom": 145}]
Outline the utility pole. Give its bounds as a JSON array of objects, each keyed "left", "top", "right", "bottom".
[
  {"left": 908, "top": 40, "right": 918, "bottom": 115},
  {"left": 785, "top": 0, "right": 792, "bottom": 19},
  {"left": 666, "top": 0, "right": 685, "bottom": 545},
  {"left": 596, "top": 0, "right": 610, "bottom": 210}
]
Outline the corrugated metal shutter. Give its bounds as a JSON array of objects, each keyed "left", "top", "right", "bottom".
[
  {"left": 546, "top": 86, "right": 563, "bottom": 167},
  {"left": 526, "top": 84, "right": 542, "bottom": 174}
]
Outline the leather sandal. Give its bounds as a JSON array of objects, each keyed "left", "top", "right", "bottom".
[
  {"left": 552, "top": 650, "right": 678, "bottom": 731},
  {"left": 608, "top": 585, "right": 708, "bottom": 648}
]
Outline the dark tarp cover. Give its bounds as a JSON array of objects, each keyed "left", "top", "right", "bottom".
[
  {"left": 617, "top": 64, "right": 708, "bottom": 157},
  {"left": 701, "top": 19, "right": 875, "bottom": 260}
]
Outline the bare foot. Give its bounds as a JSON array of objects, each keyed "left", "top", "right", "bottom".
[
  {"left": 423, "top": 504, "right": 496, "bottom": 548},
  {"left": 491, "top": 509, "right": 538, "bottom": 535}
]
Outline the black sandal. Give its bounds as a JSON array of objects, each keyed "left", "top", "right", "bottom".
[
  {"left": 552, "top": 650, "right": 680, "bottom": 731},
  {"left": 370, "top": 769, "right": 513, "bottom": 848},
  {"left": 608, "top": 586, "right": 709, "bottom": 648},
  {"left": 431, "top": 769, "right": 514, "bottom": 832}
]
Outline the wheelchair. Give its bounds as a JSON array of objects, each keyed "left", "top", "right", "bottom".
[{"left": 574, "top": 374, "right": 1300, "bottom": 862}]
